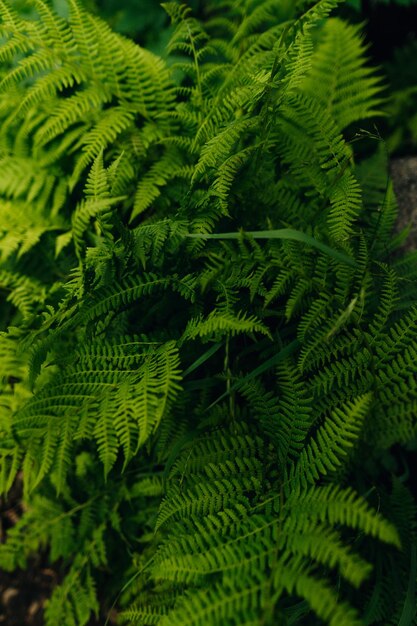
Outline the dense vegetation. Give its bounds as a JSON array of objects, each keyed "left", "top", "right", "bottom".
[{"left": 0, "top": 0, "right": 416, "bottom": 624}]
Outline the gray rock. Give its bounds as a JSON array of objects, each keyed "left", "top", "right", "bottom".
[{"left": 390, "top": 157, "right": 417, "bottom": 250}]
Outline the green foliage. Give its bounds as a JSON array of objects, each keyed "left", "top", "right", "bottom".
[{"left": 0, "top": 1, "right": 416, "bottom": 625}]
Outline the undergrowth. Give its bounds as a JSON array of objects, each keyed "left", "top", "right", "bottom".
[{"left": 0, "top": 1, "right": 416, "bottom": 624}]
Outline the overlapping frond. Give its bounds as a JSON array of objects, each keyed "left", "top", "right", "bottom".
[{"left": 0, "top": 2, "right": 415, "bottom": 626}]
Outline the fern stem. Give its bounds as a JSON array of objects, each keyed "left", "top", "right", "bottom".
[{"left": 186, "top": 230, "right": 357, "bottom": 267}]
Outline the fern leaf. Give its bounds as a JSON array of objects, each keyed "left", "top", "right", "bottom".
[{"left": 289, "top": 394, "right": 372, "bottom": 489}]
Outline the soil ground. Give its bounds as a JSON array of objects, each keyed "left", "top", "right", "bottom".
[{"left": 0, "top": 476, "right": 117, "bottom": 625}]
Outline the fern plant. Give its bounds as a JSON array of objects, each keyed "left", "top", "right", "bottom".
[{"left": 0, "top": 1, "right": 416, "bottom": 625}]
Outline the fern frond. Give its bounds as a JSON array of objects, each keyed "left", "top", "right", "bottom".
[
  {"left": 303, "top": 19, "right": 383, "bottom": 131},
  {"left": 287, "top": 484, "right": 400, "bottom": 547},
  {"left": 181, "top": 309, "right": 271, "bottom": 343},
  {"left": 288, "top": 395, "right": 372, "bottom": 489},
  {"left": 14, "top": 340, "right": 182, "bottom": 484}
]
